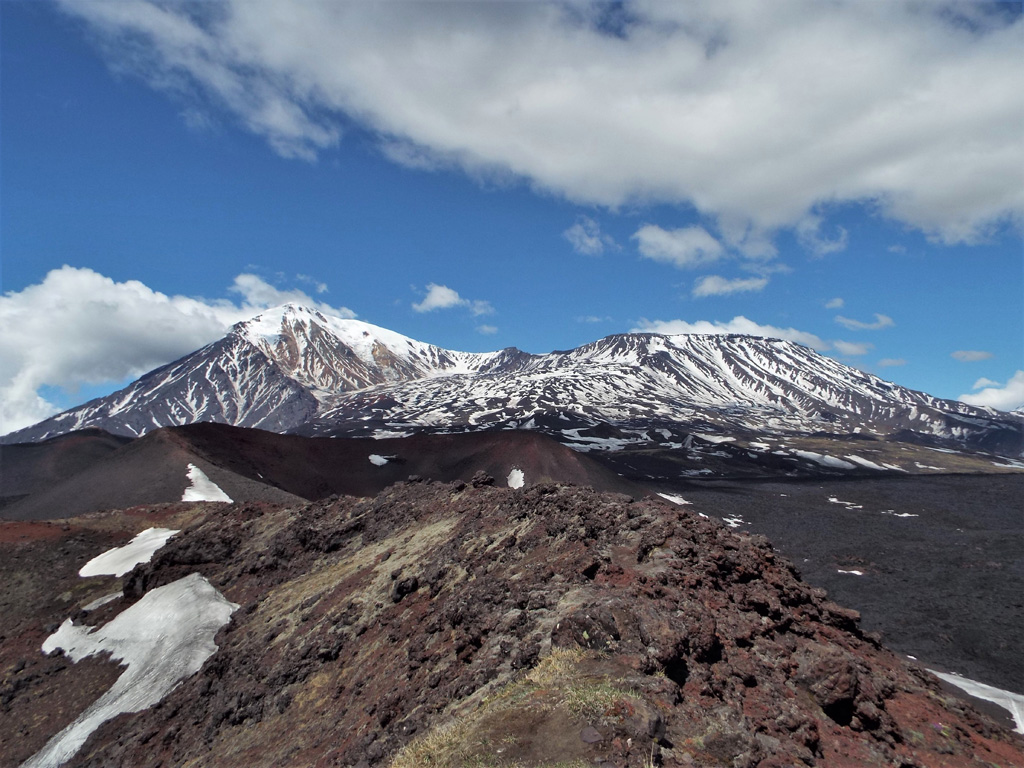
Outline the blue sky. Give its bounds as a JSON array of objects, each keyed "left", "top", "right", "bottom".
[{"left": 2, "top": 0, "right": 1022, "bottom": 433}]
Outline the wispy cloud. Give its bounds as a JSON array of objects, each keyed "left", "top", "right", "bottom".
[
  {"left": 55, "top": 1, "right": 1024, "bottom": 244},
  {"left": 825, "top": 297, "right": 845, "bottom": 309},
  {"left": 633, "top": 224, "right": 725, "bottom": 269},
  {"left": 632, "top": 317, "right": 827, "bottom": 351},
  {"left": 972, "top": 377, "right": 1000, "bottom": 389},
  {"left": 832, "top": 340, "right": 874, "bottom": 356},
  {"left": 878, "top": 358, "right": 907, "bottom": 367},
  {"left": 476, "top": 324, "right": 498, "bottom": 335},
  {"left": 692, "top": 275, "right": 768, "bottom": 298},
  {"left": 0, "top": 266, "right": 350, "bottom": 435},
  {"left": 412, "top": 284, "right": 493, "bottom": 316},
  {"left": 563, "top": 216, "right": 617, "bottom": 256},
  {"left": 796, "top": 215, "right": 849, "bottom": 256},
  {"left": 952, "top": 349, "right": 994, "bottom": 362},
  {"left": 835, "top": 313, "right": 895, "bottom": 331},
  {"left": 960, "top": 370, "right": 1024, "bottom": 412}
]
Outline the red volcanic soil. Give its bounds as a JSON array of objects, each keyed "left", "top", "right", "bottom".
[
  {"left": 6, "top": 481, "right": 1021, "bottom": 768},
  {"left": 2, "top": 424, "right": 646, "bottom": 520}
]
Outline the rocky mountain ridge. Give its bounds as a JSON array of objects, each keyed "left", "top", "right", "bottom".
[
  {"left": 5, "top": 305, "right": 1021, "bottom": 462},
  {"left": 4, "top": 480, "right": 1022, "bottom": 767}
]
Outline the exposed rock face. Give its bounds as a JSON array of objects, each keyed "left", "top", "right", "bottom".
[
  {"left": 5, "top": 483, "right": 1022, "bottom": 767},
  {"left": 6, "top": 304, "right": 1021, "bottom": 462}
]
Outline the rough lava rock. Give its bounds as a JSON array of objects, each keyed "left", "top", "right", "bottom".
[{"left": 3, "top": 483, "right": 1022, "bottom": 768}]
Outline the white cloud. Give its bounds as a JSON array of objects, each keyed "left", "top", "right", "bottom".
[
  {"left": 825, "top": 297, "right": 845, "bottom": 309},
  {"left": 878, "top": 358, "right": 907, "bottom": 367},
  {"left": 55, "top": 1, "right": 1024, "bottom": 244},
  {"left": 412, "top": 283, "right": 493, "bottom": 316},
  {"left": 476, "top": 324, "right": 498, "bottom": 335},
  {"left": 632, "top": 316, "right": 827, "bottom": 351},
  {"left": 832, "top": 340, "right": 874, "bottom": 356},
  {"left": 972, "top": 377, "right": 1001, "bottom": 390},
  {"left": 633, "top": 225, "right": 725, "bottom": 268},
  {"left": 577, "top": 315, "right": 611, "bottom": 324},
  {"left": 692, "top": 274, "right": 769, "bottom": 297},
  {"left": 563, "top": 216, "right": 617, "bottom": 256},
  {"left": 952, "top": 349, "right": 994, "bottom": 362},
  {"left": 960, "top": 370, "right": 1024, "bottom": 412},
  {"left": 796, "top": 215, "right": 849, "bottom": 256},
  {"left": 0, "top": 267, "right": 350, "bottom": 435},
  {"left": 835, "top": 313, "right": 895, "bottom": 331}
]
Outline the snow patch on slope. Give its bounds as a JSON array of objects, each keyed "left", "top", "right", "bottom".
[
  {"left": 506, "top": 468, "right": 525, "bottom": 489},
  {"left": 182, "top": 463, "right": 233, "bottom": 502},
  {"left": 26, "top": 574, "right": 238, "bottom": 768},
  {"left": 929, "top": 670, "right": 1024, "bottom": 734},
  {"left": 657, "top": 493, "right": 692, "bottom": 506},
  {"left": 78, "top": 528, "right": 178, "bottom": 578}
]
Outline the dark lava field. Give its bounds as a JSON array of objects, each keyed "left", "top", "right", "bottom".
[{"left": 673, "top": 474, "right": 1024, "bottom": 708}]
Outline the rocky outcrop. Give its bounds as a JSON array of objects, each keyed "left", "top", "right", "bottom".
[{"left": 6, "top": 482, "right": 1022, "bottom": 767}]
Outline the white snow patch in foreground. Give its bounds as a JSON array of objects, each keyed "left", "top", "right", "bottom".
[
  {"left": 368, "top": 454, "right": 391, "bottom": 466},
  {"left": 794, "top": 451, "right": 856, "bottom": 470},
  {"left": 928, "top": 670, "right": 1024, "bottom": 734},
  {"left": 82, "top": 592, "right": 121, "bottom": 612},
  {"left": 182, "top": 463, "right": 232, "bottom": 503},
  {"left": 657, "top": 493, "right": 692, "bottom": 506},
  {"left": 26, "top": 574, "right": 238, "bottom": 768},
  {"left": 722, "top": 515, "right": 748, "bottom": 529},
  {"left": 837, "top": 569, "right": 864, "bottom": 576},
  {"left": 78, "top": 528, "right": 178, "bottom": 578},
  {"left": 507, "top": 468, "right": 525, "bottom": 489}
]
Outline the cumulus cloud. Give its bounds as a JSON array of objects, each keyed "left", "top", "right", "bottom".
[
  {"left": 960, "top": 370, "right": 1024, "bottom": 412},
  {"left": 412, "top": 283, "right": 493, "bottom": 316},
  {"left": 54, "top": 1, "right": 1024, "bottom": 244},
  {"left": 832, "top": 340, "right": 874, "bottom": 356},
  {"left": 0, "top": 266, "right": 351, "bottom": 435},
  {"left": 952, "top": 349, "right": 994, "bottom": 362},
  {"left": 692, "top": 275, "right": 769, "bottom": 298},
  {"left": 825, "top": 297, "right": 845, "bottom": 309},
  {"left": 972, "top": 377, "right": 1001, "bottom": 390},
  {"left": 835, "top": 313, "right": 895, "bottom": 331},
  {"left": 632, "top": 316, "right": 827, "bottom": 351},
  {"left": 633, "top": 225, "right": 725, "bottom": 269},
  {"left": 563, "top": 216, "right": 617, "bottom": 256}
]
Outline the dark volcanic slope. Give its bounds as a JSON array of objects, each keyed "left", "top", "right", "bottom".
[
  {"left": 671, "top": 474, "right": 1024, "bottom": 696},
  {"left": 1, "top": 424, "right": 644, "bottom": 520},
  {"left": 7, "top": 482, "right": 1021, "bottom": 768},
  {"left": 0, "top": 429, "right": 304, "bottom": 521},
  {"left": 0, "top": 430, "right": 132, "bottom": 506},
  {"left": 171, "top": 422, "right": 645, "bottom": 499}
]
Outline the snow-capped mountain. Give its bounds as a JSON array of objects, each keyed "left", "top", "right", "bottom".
[{"left": 5, "top": 304, "right": 1022, "bottom": 458}]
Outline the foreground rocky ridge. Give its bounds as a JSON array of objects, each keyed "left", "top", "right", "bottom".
[{"left": 4, "top": 481, "right": 1022, "bottom": 768}]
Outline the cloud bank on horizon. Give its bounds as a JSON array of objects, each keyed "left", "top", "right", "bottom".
[{"left": 54, "top": 0, "right": 1022, "bottom": 246}]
